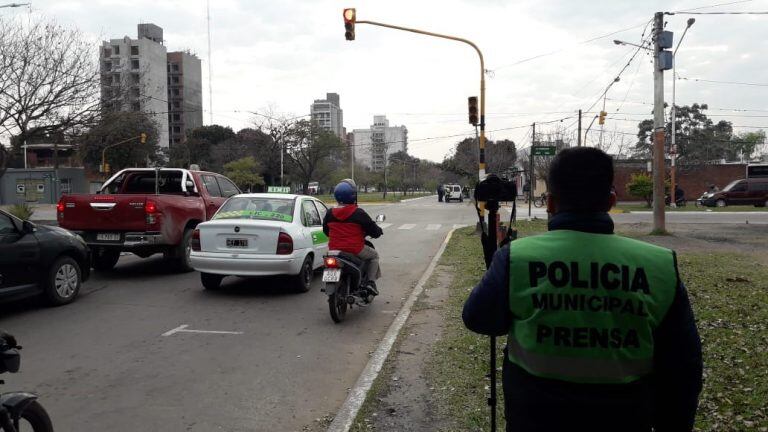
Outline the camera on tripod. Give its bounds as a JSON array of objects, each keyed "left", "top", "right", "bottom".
[{"left": 474, "top": 174, "right": 517, "bottom": 202}]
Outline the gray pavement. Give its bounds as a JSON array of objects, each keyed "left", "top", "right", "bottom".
[{"left": 0, "top": 195, "right": 475, "bottom": 432}]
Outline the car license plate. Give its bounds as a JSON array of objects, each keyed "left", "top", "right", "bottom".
[
  {"left": 226, "top": 238, "right": 248, "bottom": 248},
  {"left": 96, "top": 233, "right": 120, "bottom": 241},
  {"left": 322, "top": 269, "right": 341, "bottom": 282}
]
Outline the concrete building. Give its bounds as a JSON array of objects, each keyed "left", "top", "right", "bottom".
[
  {"left": 167, "top": 51, "right": 203, "bottom": 145},
  {"left": 100, "top": 24, "right": 169, "bottom": 148},
  {"left": 352, "top": 115, "right": 408, "bottom": 171},
  {"left": 310, "top": 93, "right": 344, "bottom": 138}
]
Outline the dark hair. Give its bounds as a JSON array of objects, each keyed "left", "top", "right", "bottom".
[{"left": 547, "top": 147, "right": 614, "bottom": 213}]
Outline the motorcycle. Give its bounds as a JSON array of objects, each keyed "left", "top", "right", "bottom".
[
  {"left": 665, "top": 194, "right": 687, "bottom": 207},
  {"left": 322, "top": 215, "right": 385, "bottom": 323},
  {"left": 0, "top": 335, "right": 53, "bottom": 432}
]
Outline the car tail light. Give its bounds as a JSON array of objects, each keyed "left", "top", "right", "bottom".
[
  {"left": 324, "top": 257, "right": 339, "bottom": 268},
  {"left": 56, "top": 199, "right": 65, "bottom": 214},
  {"left": 191, "top": 228, "right": 201, "bottom": 252},
  {"left": 145, "top": 200, "right": 158, "bottom": 225},
  {"left": 276, "top": 232, "right": 293, "bottom": 255}
]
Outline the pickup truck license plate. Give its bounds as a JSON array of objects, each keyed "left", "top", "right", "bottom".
[
  {"left": 322, "top": 269, "right": 341, "bottom": 282},
  {"left": 96, "top": 233, "right": 120, "bottom": 241},
  {"left": 226, "top": 238, "right": 248, "bottom": 248}
]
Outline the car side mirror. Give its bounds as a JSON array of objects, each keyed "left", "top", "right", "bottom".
[
  {"left": 22, "top": 221, "right": 36, "bottom": 234},
  {"left": 375, "top": 214, "right": 386, "bottom": 223}
]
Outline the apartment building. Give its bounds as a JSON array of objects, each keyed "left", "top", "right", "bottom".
[
  {"left": 167, "top": 51, "right": 203, "bottom": 145},
  {"left": 352, "top": 115, "right": 408, "bottom": 171},
  {"left": 310, "top": 93, "right": 344, "bottom": 138}
]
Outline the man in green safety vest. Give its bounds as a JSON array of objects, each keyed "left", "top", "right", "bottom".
[{"left": 463, "top": 147, "right": 702, "bottom": 432}]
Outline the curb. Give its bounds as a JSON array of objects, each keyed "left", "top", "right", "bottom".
[
  {"left": 326, "top": 228, "right": 457, "bottom": 432},
  {"left": 400, "top": 195, "right": 436, "bottom": 203}
]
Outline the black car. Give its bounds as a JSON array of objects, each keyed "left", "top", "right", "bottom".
[{"left": 0, "top": 209, "right": 90, "bottom": 305}]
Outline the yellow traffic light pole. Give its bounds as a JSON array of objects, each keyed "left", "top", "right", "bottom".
[
  {"left": 350, "top": 17, "right": 488, "bottom": 181},
  {"left": 101, "top": 133, "right": 147, "bottom": 175}
]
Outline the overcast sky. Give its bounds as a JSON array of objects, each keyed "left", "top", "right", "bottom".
[{"left": 10, "top": 0, "right": 768, "bottom": 161}]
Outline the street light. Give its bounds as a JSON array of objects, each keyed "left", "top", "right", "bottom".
[{"left": 670, "top": 18, "right": 695, "bottom": 207}]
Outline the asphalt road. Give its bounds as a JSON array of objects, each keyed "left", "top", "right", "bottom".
[{"left": 0, "top": 196, "right": 475, "bottom": 432}]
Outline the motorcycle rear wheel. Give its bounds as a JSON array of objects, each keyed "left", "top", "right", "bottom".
[
  {"left": 328, "top": 277, "right": 350, "bottom": 323},
  {"left": 14, "top": 400, "right": 53, "bottom": 432}
]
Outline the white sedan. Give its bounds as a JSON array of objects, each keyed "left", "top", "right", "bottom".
[{"left": 189, "top": 193, "right": 330, "bottom": 292}]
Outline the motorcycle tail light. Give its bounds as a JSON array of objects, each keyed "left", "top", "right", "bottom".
[
  {"left": 191, "top": 228, "right": 201, "bottom": 252},
  {"left": 324, "top": 257, "right": 339, "bottom": 268},
  {"left": 276, "top": 232, "right": 293, "bottom": 255}
]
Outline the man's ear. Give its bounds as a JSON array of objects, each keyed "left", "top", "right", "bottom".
[
  {"left": 546, "top": 193, "right": 557, "bottom": 214},
  {"left": 606, "top": 191, "right": 617, "bottom": 211}
]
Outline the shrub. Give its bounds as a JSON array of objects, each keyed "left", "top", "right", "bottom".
[{"left": 8, "top": 203, "right": 34, "bottom": 220}]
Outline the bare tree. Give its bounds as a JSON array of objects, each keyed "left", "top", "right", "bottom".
[{"left": 0, "top": 16, "right": 101, "bottom": 178}]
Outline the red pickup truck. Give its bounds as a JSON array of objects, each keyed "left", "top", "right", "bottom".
[{"left": 57, "top": 168, "right": 240, "bottom": 271}]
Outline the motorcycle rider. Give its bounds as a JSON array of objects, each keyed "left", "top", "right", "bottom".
[{"left": 323, "top": 179, "right": 384, "bottom": 295}]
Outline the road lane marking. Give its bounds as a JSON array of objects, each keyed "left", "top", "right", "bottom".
[
  {"left": 378, "top": 223, "right": 392, "bottom": 229},
  {"left": 398, "top": 224, "right": 416, "bottom": 230},
  {"left": 426, "top": 224, "right": 441, "bottom": 230},
  {"left": 161, "top": 324, "right": 243, "bottom": 337},
  {"left": 453, "top": 224, "right": 469, "bottom": 229},
  {"left": 327, "top": 229, "right": 457, "bottom": 432}
]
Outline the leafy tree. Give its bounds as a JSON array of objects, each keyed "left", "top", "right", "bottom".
[
  {"left": 224, "top": 157, "right": 265, "bottom": 192},
  {"left": 626, "top": 173, "right": 654, "bottom": 207},
  {"left": 728, "top": 131, "right": 766, "bottom": 162},
  {"left": 168, "top": 125, "right": 236, "bottom": 170},
  {"left": 284, "top": 120, "right": 344, "bottom": 193},
  {"left": 77, "top": 111, "right": 162, "bottom": 173}
]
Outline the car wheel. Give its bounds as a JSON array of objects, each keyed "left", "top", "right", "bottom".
[
  {"left": 293, "top": 255, "right": 314, "bottom": 293},
  {"left": 44, "top": 256, "right": 81, "bottom": 306},
  {"left": 174, "top": 229, "right": 194, "bottom": 273},
  {"left": 716, "top": 199, "right": 726, "bottom": 208},
  {"left": 201, "top": 273, "right": 224, "bottom": 290},
  {"left": 92, "top": 248, "right": 120, "bottom": 271}
]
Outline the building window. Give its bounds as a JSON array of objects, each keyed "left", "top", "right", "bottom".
[
  {"left": 103, "top": 48, "right": 112, "bottom": 57},
  {"left": 171, "top": 63, "right": 179, "bottom": 72},
  {"left": 131, "top": 87, "right": 140, "bottom": 97},
  {"left": 172, "top": 88, "right": 180, "bottom": 96},
  {"left": 172, "top": 76, "right": 179, "bottom": 84},
  {"left": 130, "top": 45, "right": 139, "bottom": 55},
  {"left": 173, "top": 138, "right": 181, "bottom": 144},
  {"left": 131, "top": 59, "right": 139, "bottom": 70},
  {"left": 173, "top": 101, "right": 180, "bottom": 108},
  {"left": 173, "top": 126, "right": 181, "bottom": 133},
  {"left": 112, "top": 74, "right": 120, "bottom": 84},
  {"left": 131, "top": 73, "right": 140, "bottom": 84},
  {"left": 112, "top": 45, "right": 120, "bottom": 55},
  {"left": 103, "top": 61, "right": 112, "bottom": 70},
  {"left": 172, "top": 114, "right": 180, "bottom": 121},
  {"left": 132, "top": 102, "right": 140, "bottom": 112}
]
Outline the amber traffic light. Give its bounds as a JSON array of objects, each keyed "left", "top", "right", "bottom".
[
  {"left": 468, "top": 96, "right": 479, "bottom": 126},
  {"left": 343, "top": 8, "right": 356, "bottom": 41},
  {"left": 598, "top": 111, "right": 607, "bottom": 125},
  {"left": 140, "top": 132, "right": 147, "bottom": 144}
]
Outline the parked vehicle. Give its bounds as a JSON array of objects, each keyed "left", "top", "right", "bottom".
[
  {"left": 323, "top": 214, "right": 385, "bottom": 323},
  {"left": 444, "top": 184, "right": 464, "bottom": 203},
  {"left": 57, "top": 168, "right": 240, "bottom": 272},
  {"left": 189, "top": 194, "right": 329, "bottom": 292},
  {"left": 699, "top": 177, "right": 768, "bottom": 207},
  {"left": 0, "top": 209, "right": 89, "bottom": 306},
  {"left": 533, "top": 192, "right": 547, "bottom": 208},
  {"left": 0, "top": 334, "right": 54, "bottom": 432}
]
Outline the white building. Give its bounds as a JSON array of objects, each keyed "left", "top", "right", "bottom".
[
  {"left": 100, "top": 24, "right": 169, "bottom": 148},
  {"left": 310, "top": 93, "right": 344, "bottom": 138},
  {"left": 352, "top": 115, "right": 408, "bottom": 171}
]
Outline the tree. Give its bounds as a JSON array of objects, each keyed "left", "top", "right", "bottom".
[
  {"left": 0, "top": 16, "right": 100, "bottom": 179},
  {"left": 168, "top": 125, "right": 236, "bottom": 170},
  {"left": 77, "top": 111, "right": 162, "bottom": 173},
  {"left": 283, "top": 120, "right": 344, "bottom": 193},
  {"left": 224, "top": 157, "right": 265, "bottom": 192},
  {"left": 728, "top": 131, "right": 766, "bottom": 162},
  {"left": 634, "top": 103, "right": 737, "bottom": 164},
  {"left": 626, "top": 173, "right": 654, "bottom": 207}
]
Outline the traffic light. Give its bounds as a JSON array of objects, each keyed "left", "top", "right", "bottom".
[
  {"left": 468, "top": 96, "right": 479, "bottom": 126},
  {"left": 343, "top": 8, "right": 356, "bottom": 41},
  {"left": 140, "top": 132, "right": 147, "bottom": 144},
  {"left": 103, "top": 163, "right": 110, "bottom": 174},
  {"left": 598, "top": 110, "right": 607, "bottom": 125}
]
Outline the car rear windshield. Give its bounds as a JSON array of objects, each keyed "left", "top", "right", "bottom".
[
  {"left": 107, "top": 171, "right": 186, "bottom": 195},
  {"left": 214, "top": 197, "right": 294, "bottom": 222}
]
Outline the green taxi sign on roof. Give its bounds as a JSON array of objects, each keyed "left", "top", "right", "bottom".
[{"left": 267, "top": 186, "right": 291, "bottom": 193}]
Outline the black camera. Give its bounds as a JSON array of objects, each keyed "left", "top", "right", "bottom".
[{"left": 474, "top": 174, "right": 517, "bottom": 202}]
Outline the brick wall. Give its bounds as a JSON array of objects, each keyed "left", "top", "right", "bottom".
[{"left": 614, "top": 161, "right": 747, "bottom": 201}]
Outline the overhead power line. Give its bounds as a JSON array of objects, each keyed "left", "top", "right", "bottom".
[
  {"left": 678, "top": 76, "right": 768, "bottom": 87},
  {"left": 672, "top": 0, "right": 755, "bottom": 12}
]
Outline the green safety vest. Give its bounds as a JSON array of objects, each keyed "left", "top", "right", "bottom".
[{"left": 507, "top": 230, "right": 677, "bottom": 384}]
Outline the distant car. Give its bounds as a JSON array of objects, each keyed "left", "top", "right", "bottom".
[
  {"left": 189, "top": 194, "right": 330, "bottom": 292},
  {"left": 0, "top": 209, "right": 90, "bottom": 305},
  {"left": 700, "top": 178, "right": 768, "bottom": 207},
  {"left": 444, "top": 184, "right": 464, "bottom": 203}
]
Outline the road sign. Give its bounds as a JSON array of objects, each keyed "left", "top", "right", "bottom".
[
  {"left": 531, "top": 146, "right": 556, "bottom": 156},
  {"left": 267, "top": 186, "right": 291, "bottom": 193}
]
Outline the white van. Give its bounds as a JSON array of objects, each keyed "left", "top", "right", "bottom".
[{"left": 444, "top": 184, "right": 464, "bottom": 203}]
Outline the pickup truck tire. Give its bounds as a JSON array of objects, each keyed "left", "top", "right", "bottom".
[
  {"left": 92, "top": 248, "right": 120, "bottom": 271},
  {"left": 201, "top": 273, "right": 223, "bottom": 290},
  {"left": 44, "top": 256, "right": 81, "bottom": 306},
  {"left": 292, "top": 255, "right": 314, "bottom": 293},
  {"left": 173, "top": 229, "right": 194, "bottom": 273}
]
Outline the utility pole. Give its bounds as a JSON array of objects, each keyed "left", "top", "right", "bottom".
[
  {"left": 652, "top": 11, "right": 666, "bottom": 233},
  {"left": 529, "top": 123, "right": 535, "bottom": 218},
  {"left": 670, "top": 18, "right": 695, "bottom": 207},
  {"left": 577, "top": 109, "right": 582, "bottom": 147},
  {"left": 206, "top": 0, "right": 213, "bottom": 125}
]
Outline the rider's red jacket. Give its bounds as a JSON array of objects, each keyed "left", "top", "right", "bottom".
[{"left": 322, "top": 204, "right": 383, "bottom": 254}]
